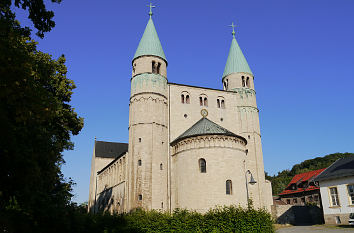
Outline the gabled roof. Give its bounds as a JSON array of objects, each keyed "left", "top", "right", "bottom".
[
  {"left": 222, "top": 35, "right": 253, "bottom": 78},
  {"left": 279, "top": 168, "right": 326, "bottom": 196},
  {"left": 133, "top": 17, "right": 166, "bottom": 62},
  {"left": 171, "top": 117, "right": 246, "bottom": 145},
  {"left": 95, "top": 141, "right": 128, "bottom": 159},
  {"left": 315, "top": 156, "right": 354, "bottom": 182}
]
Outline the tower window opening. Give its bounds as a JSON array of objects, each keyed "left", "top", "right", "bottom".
[
  {"left": 186, "top": 95, "right": 190, "bottom": 104},
  {"left": 221, "top": 100, "right": 225, "bottom": 109},
  {"left": 138, "top": 159, "right": 142, "bottom": 166},
  {"left": 152, "top": 61, "right": 157, "bottom": 74},
  {"left": 204, "top": 97, "right": 208, "bottom": 107},
  {"left": 184, "top": 114, "right": 187, "bottom": 118},
  {"left": 226, "top": 180, "right": 232, "bottom": 195},
  {"left": 199, "top": 97, "right": 203, "bottom": 106},
  {"left": 139, "top": 138, "right": 142, "bottom": 142},
  {"left": 199, "top": 158, "right": 206, "bottom": 173},
  {"left": 242, "top": 76, "right": 245, "bottom": 87},
  {"left": 181, "top": 94, "right": 185, "bottom": 103},
  {"left": 217, "top": 99, "right": 220, "bottom": 108},
  {"left": 223, "top": 79, "right": 228, "bottom": 90},
  {"left": 138, "top": 194, "right": 142, "bottom": 200},
  {"left": 246, "top": 77, "right": 250, "bottom": 88},
  {"left": 161, "top": 202, "right": 163, "bottom": 209},
  {"left": 160, "top": 163, "right": 163, "bottom": 170},
  {"left": 157, "top": 62, "right": 161, "bottom": 74},
  {"left": 133, "top": 63, "right": 136, "bottom": 74}
]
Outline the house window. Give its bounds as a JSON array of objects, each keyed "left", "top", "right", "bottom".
[
  {"left": 293, "top": 198, "right": 297, "bottom": 204},
  {"left": 199, "top": 158, "right": 206, "bottom": 173},
  {"left": 301, "top": 197, "right": 305, "bottom": 204},
  {"left": 226, "top": 180, "right": 232, "bottom": 195},
  {"left": 329, "top": 187, "right": 340, "bottom": 206},
  {"left": 347, "top": 184, "right": 354, "bottom": 205},
  {"left": 314, "top": 195, "right": 319, "bottom": 202},
  {"left": 138, "top": 160, "right": 142, "bottom": 166},
  {"left": 138, "top": 194, "right": 142, "bottom": 200},
  {"left": 286, "top": 199, "right": 290, "bottom": 204}
]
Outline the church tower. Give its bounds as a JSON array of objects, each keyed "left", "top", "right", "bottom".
[
  {"left": 222, "top": 24, "right": 268, "bottom": 209},
  {"left": 127, "top": 5, "right": 169, "bottom": 211}
]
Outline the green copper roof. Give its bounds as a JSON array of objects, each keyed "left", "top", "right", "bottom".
[
  {"left": 133, "top": 17, "right": 166, "bottom": 62},
  {"left": 171, "top": 117, "right": 246, "bottom": 145},
  {"left": 222, "top": 35, "right": 252, "bottom": 78}
]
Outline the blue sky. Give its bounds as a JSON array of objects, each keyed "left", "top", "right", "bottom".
[{"left": 15, "top": 0, "right": 354, "bottom": 203}]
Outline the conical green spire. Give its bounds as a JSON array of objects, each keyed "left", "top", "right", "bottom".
[
  {"left": 222, "top": 34, "right": 252, "bottom": 78},
  {"left": 133, "top": 17, "right": 167, "bottom": 62}
]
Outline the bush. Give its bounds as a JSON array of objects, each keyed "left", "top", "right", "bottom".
[{"left": 80, "top": 205, "right": 273, "bottom": 233}]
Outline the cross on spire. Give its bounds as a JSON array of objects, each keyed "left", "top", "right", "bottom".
[
  {"left": 229, "top": 22, "right": 236, "bottom": 37},
  {"left": 147, "top": 2, "right": 155, "bottom": 17}
]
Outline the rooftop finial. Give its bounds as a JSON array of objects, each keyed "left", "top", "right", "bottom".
[
  {"left": 147, "top": 2, "right": 155, "bottom": 17},
  {"left": 229, "top": 22, "right": 236, "bottom": 37}
]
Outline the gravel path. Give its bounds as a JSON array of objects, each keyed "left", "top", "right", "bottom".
[{"left": 276, "top": 225, "right": 354, "bottom": 233}]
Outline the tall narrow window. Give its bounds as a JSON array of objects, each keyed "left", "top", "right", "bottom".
[
  {"left": 152, "top": 61, "right": 156, "bottom": 73},
  {"left": 226, "top": 180, "right": 232, "bottom": 195},
  {"left": 246, "top": 77, "right": 250, "bottom": 87},
  {"left": 199, "top": 158, "right": 206, "bottom": 173},
  {"left": 204, "top": 97, "right": 208, "bottom": 107},
  {"left": 186, "top": 95, "right": 190, "bottom": 104},
  {"left": 242, "top": 76, "right": 245, "bottom": 87},
  {"left": 217, "top": 99, "right": 220, "bottom": 108},
  {"left": 160, "top": 163, "right": 163, "bottom": 170},
  {"left": 199, "top": 97, "right": 203, "bottom": 106},
  {"left": 181, "top": 94, "right": 185, "bottom": 103},
  {"left": 157, "top": 62, "right": 161, "bottom": 74},
  {"left": 221, "top": 100, "right": 225, "bottom": 109},
  {"left": 138, "top": 194, "right": 142, "bottom": 200},
  {"left": 348, "top": 185, "right": 354, "bottom": 205},
  {"left": 138, "top": 159, "right": 142, "bottom": 166},
  {"left": 330, "top": 187, "right": 340, "bottom": 206}
]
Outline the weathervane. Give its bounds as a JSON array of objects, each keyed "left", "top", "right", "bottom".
[
  {"left": 147, "top": 2, "right": 155, "bottom": 17},
  {"left": 229, "top": 22, "right": 236, "bottom": 37}
]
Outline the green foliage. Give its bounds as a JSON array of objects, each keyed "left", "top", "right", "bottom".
[
  {"left": 28, "top": 205, "right": 273, "bottom": 233},
  {"left": 266, "top": 153, "right": 354, "bottom": 195},
  {"left": 0, "top": 1, "right": 83, "bottom": 232}
]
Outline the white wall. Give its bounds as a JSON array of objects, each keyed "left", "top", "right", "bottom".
[{"left": 319, "top": 176, "right": 354, "bottom": 215}]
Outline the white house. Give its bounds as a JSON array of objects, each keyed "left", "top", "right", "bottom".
[{"left": 315, "top": 156, "right": 354, "bottom": 224}]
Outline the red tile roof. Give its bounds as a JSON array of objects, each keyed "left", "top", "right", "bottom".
[{"left": 279, "top": 168, "right": 326, "bottom": 196}]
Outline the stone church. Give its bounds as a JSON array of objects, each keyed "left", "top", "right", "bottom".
[{"left": 88, "top": 8, "right": 273, "bottom": 214}]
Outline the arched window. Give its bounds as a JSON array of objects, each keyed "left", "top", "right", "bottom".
[
  {"left": 181, "top": 94, "right": 185, "bottom": 103},
  {"left": 157, "top": 62, "right": 161, "bottom": 74},
  {"left": 223, "top": 79, "right": 228, "bottom": 90},
  {"left": 186, "top": 95, "right": 190, "bottom": 104},
  {"left": 199, "top": 158, "right": 206, "bottom": 173},
  {"left": 221, "top": 100, "right": 225, "bottom": 109},
  {"left": 199, "top": 97, "right": 203, "bottom": 106},
  {"left": 217, "top": 99, "right": 220, "bottom": 108},
  {"left": 138, "top": 159, "right": 142, "bottom": 166},
  {"left": 152, "top": 61, "right": 156, "bottom": 73},
  {"left": 204, "top": 97, "right": 208, "bottom": 107},
  {"left": 246, "top": 77, "right": 250, "bottom": 87},
  {"left": 242, "top": 76, "right": 245, "bottom": 87},
  {"left": 226, "top": 180, "right": 232, "bottom": 195},
  {"left": 160, "top": 163, "right": 163, "bottom": 170}
]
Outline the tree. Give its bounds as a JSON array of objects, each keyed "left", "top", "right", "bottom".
[{"left": 0, "top": 1, "right": 83, "bottom": 232}]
